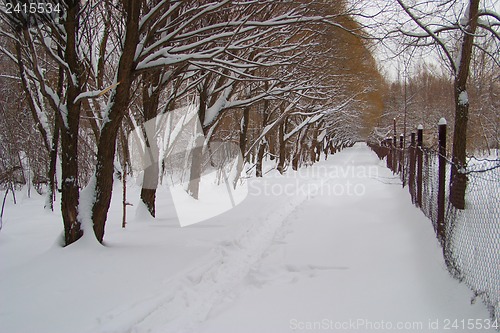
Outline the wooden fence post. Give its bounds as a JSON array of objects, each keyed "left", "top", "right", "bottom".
[
  {"left": 392, "top": 134, "right": 398, "bottom": 173},
  {"left": 409, "top": 132, "right": 416, "bottom": 203},
  {"left": 416, "top": 125, "right": 423, "bottom": 207},
  {"left": 399, "top": 134, "right": 404, "bottom": 183},
  {"left": 393, "top": 117, "right": 397, "bottom": 174},
  {"left": 437, "top": 118, "right": 447, "bottom": 242},
  {"left": 387, "top": 138, "right": 393, "bottom": 170}
]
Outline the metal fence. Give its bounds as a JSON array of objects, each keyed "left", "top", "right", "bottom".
[{"left": 368, "top": 124, "right": 500, "bottom": 323}]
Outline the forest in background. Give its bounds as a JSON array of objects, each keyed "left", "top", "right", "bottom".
[{"left": 377, "top": 61, "right": 499, "bottom": 153}]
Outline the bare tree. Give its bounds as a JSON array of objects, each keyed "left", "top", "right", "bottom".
[{"left": 394, "top": 0, "right": 500, "bottom": 209}]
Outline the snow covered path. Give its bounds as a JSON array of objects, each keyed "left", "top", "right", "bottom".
[
  {"left": 0, "top": 143, "right": 495, "bottom": 333},
  {"left": 193, "top": 144, "right": 495, "bottom": 333}
]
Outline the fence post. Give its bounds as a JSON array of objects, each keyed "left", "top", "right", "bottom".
[
  {"left": 387, "top": 138, "right": 393, "bottom": 170},
  {"left": 393, "top": 118, "right": 397, "bottom": 174},
  {"left": 399, "top": 134, "right": 404, "bottom": 184},
  {"left": 437, "top": 118, "right": 447, "bottom": 242},
  {"left": 393, "top": 135, "right": 397, "bottom": 173},
  {"left": 409, "top": 132, "right": 416, "bottom": 203},
  {"left": 416, "top": 125, "right": 423, "bottom": 207}
]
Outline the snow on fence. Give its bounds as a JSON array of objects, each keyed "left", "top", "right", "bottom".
[{"left": 368, "top": 122, "right": 500, "bottom": 324}]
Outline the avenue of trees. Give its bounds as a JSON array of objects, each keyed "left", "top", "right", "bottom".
[
  {"left": 0, "top": 0, "right": 383, "bottom": 245},
  {"left": 2, "top": 0, "right": 497, "bottom": 245}
]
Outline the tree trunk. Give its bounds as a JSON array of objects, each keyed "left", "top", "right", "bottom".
[
  {"left": 256, "top": 85, "right": 272, "bottom": 178},
  {"left": 60, "top": 2, "right": 85, "bottom": 246},
  {"left": 140, "top": 72, "right": 162, "bottom": 217},
  {"left": 91, "top": 1, "right": 141, "bottom": 243},
  {"left": 315, "top": 137, "right": 322, "bottom": 162},
  {"left": 232, "top": 106, "right": 251, "bottom": 188},
  {"left": 141, "top": 157, "right": 159, "bottom": 216},
  {"left": 187, "top": 85, "right": 208, "bottom": 199},
  {"left": 292, "top": 127, "right": 308, "bottom": 171},
  {"left": 256, "top": 139, "right": 267, "bottom": 177},
  {"left": 92, "top": 126, "right": 119, "bottom": 243},
  {"left": 119, "top": 127, "right": 129, "bottom": 228},
  {"left": 277, "top": 120, "right": 286, "bottom": 174},
  {"left": 46, "top": 48, "right": 65, "bottom": 211},
  {"left": 59, "top": 108, "right": 82, "bottom": 246},
  {"left": 450, "top": 0, "right": 479, "bottom": 210},
  {"left": 187, "top": 133, "right": 205, "bottom": 199},
  {"left": 310, "top": 127, "right": 319, "bottom": 163},
  {"left": 450, "top": 98, "right": 469, "bottom": 210},
  {"left": 239, "top": 106, "right": 250, "bottom": 159},
  {"left": 45, "top": 116, "right": 60, "bottom": 211},
  {"left": 323, "top": 137, "right": 330, "bottom": 159}
]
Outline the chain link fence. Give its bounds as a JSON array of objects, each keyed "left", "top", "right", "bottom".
[{"left": 368, "top": 131, "right": 500, "bottom": 323}]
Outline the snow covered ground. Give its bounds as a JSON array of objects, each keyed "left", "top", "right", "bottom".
[{"left": 0, "top": 143, "right": 495, "bottom": 333}]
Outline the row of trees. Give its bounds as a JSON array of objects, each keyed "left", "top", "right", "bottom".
[{"left": 0, "top": 1, "right": 383, "bottom": 245}]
